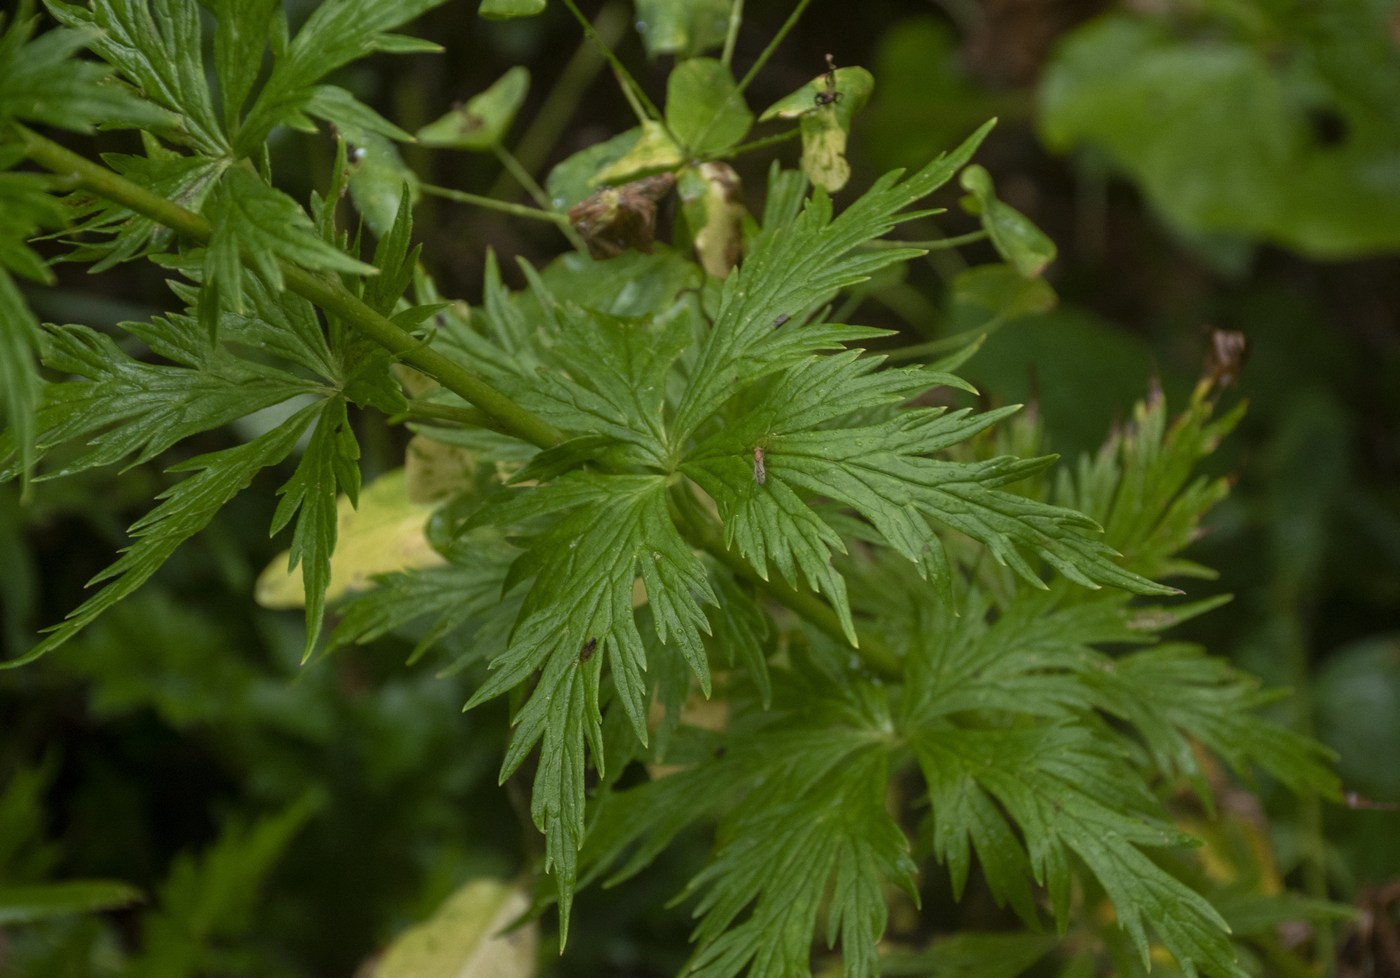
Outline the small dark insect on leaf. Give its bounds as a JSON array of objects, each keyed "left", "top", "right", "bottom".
[
  {"left": 772, "top": 313, "right": 790, "bottom": 329},
  {"left": 579, "top": 637, "right": 597, "bottom": 662},
  {"left": 752, "top": 446, "right": 766, "bottom": 486},
  {"left": 814, "top": 53, "right": 842, "bottom": 108}
]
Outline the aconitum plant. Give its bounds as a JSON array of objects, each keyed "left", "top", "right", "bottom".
[{"left": 0, "top": 2, "right": 1339, "bottom": 976}]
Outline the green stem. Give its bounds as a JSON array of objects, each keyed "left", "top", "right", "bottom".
[
  {"left": 558, "top": 0, "right": 663, "bottom": 123},
  {"left": 17, "top": 125, "right": 567, "bottom": 451},
  {"left": 404, "top": 400, "right": 496, "bottom": 429},
  {"left": 489, "top": 145, "right": 589, "bottom": 253},
  {"left": 490, "top": 1, "right": 627, "bottom": 200},
  {"left": 491, "top": 144, "right": 555, "bottom": 212},
  {"left": 420, "top": 183, "right": 571, "bottom": 225},
  {"left": 723, "top": 127, "right": 802, "bottom": 160},
  {"left": 734, "top": 0, "right": 815, "bottom": 97},
  {"left": 866, "top": 230, "right": 989, "bottom": 250},
  {"left": 721, "top": 0, "right": 745, "bottom": 68}
]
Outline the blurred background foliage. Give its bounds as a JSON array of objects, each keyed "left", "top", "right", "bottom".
[{"left": 2, "top": 1, "right": 1398, "bottom": 975}]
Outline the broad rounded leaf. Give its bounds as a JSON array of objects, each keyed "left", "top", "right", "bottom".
[
  {"left": 634, "top": 0, "right": 730, "bottom": 58},
  {"left": 665, "top": 57, "right": 752, "bottom": 156}
]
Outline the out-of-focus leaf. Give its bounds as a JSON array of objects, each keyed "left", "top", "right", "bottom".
[
  {"left": 347, "top": 133, "right": 420, "bottom": 237},
  {"left": 479, "top": 0, "right": 545, "bottom": 17},
  {"left": 124, "top": 795, "right": 319, "bottom": 973},
  {"left": 376, "top": 877, "right": 538, "bottom": 978},
  {"left": 959, "top": 165, "right": 1056, "bottom": 277},
  {"left": 0, "top": 272, "right": 42, "bottom": 494},
  {"left": 405, "top": 435, "right": 477, "bottom": 504},
  {"left": 665, "top": 57, "right": 751, "bottom": 157},
  {"left": 0, "top": 882, "right": 143, "bottom": 925},
  {"left": 880, "top": 931, "right": 1056, "bottom": 978},
  {"left": 863, "top": 18, "right": 1016, "bottom": 175},
  {"left": 1039, "top": 12, "right": 1400, "bottom": 258},
  {"left": 1314, "top": 635, "right": 1400, "bottom": 798},
  {"left": 417, "top": 67, "right": 529, "bottom": 150},
  {"left": 950, "top": 264, "right": 1057, "bottom": 328},
  {"left": 634, "top": 0, "right": 729, "bottom": 58},
  {"left": 959, "top": 308, "right": 1156, "bottom": 456}
]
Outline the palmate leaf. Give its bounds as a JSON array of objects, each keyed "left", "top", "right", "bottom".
[
  {"left": 1057, "top": 388, "right": 1245, "bottom": 580},
  {"left": 269, "top": 396, "right": 361, "bottom": 661},
  {"left": 208, "top": 0, "right": 280, "bottom": 133},
  {"left": 68, "top": 148, "right": 228, "bottom": 271},
  {"left": 0, "top": 5, "right": 172, "bottom": 133},
  {"left": 585, "top": 664, "right": 917, "bottom": 978},
  {"left": 462, "top": 472, "right": 716, "bottom": 937},
  {"left": 521, "top": 294, "right": 692, "bottom": 470},
  {"left": 233, "top": 0, "right": 447, "bottom": 155},
  {"left": 671, "top": 119, "right": 995, "bottom": 444},
  {"left": 685, "top": 750, "right": 913, "bottom": 978},
  {"left": 0, "top": 318, "right": 315, "bottom": 482},
  {"left": 203, "top": 168, "right": 376, "bottom": 325},
  {"left": 684, "top": 352, "right": 1172, "bottom": 636},
  {"left": 1084, "top": 643, "right": 1339, "bottom": 800},
  {"left": 326, "top": 552, "right": 518, "bottom": 664},
  {"left": 4, "top": 404, "right": 316, "bottom": 668},
  {"left": 907, "top": 723, "right": 1246, "bottom": 978},
  {"left": 46, "top": 0, "right": 226, "bottom": 153},
  {"left": 0, "top": 157, "right": 65, "bottom": 490}
]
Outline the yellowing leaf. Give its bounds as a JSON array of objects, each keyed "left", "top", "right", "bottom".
[
  {"left": 255, "top": 469, "right": 442, "bottom": 610},
  {"left": 405, "top": 435, "right": 478, "bottom": 504},
  {"left": 759, "top": 65, "right": 874, "bottom": 192},
  {"left": 376, "top": 877, "right": 537, "bottom": 978},
  {"left": 591, "top": 121, "right": 684, "bottom": 186},
  {"left": 677, "top": 162, "right": 746, "bottom": 277},
  {"left": 799, "top": 114, "right": 852, "bottom": 193}
]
